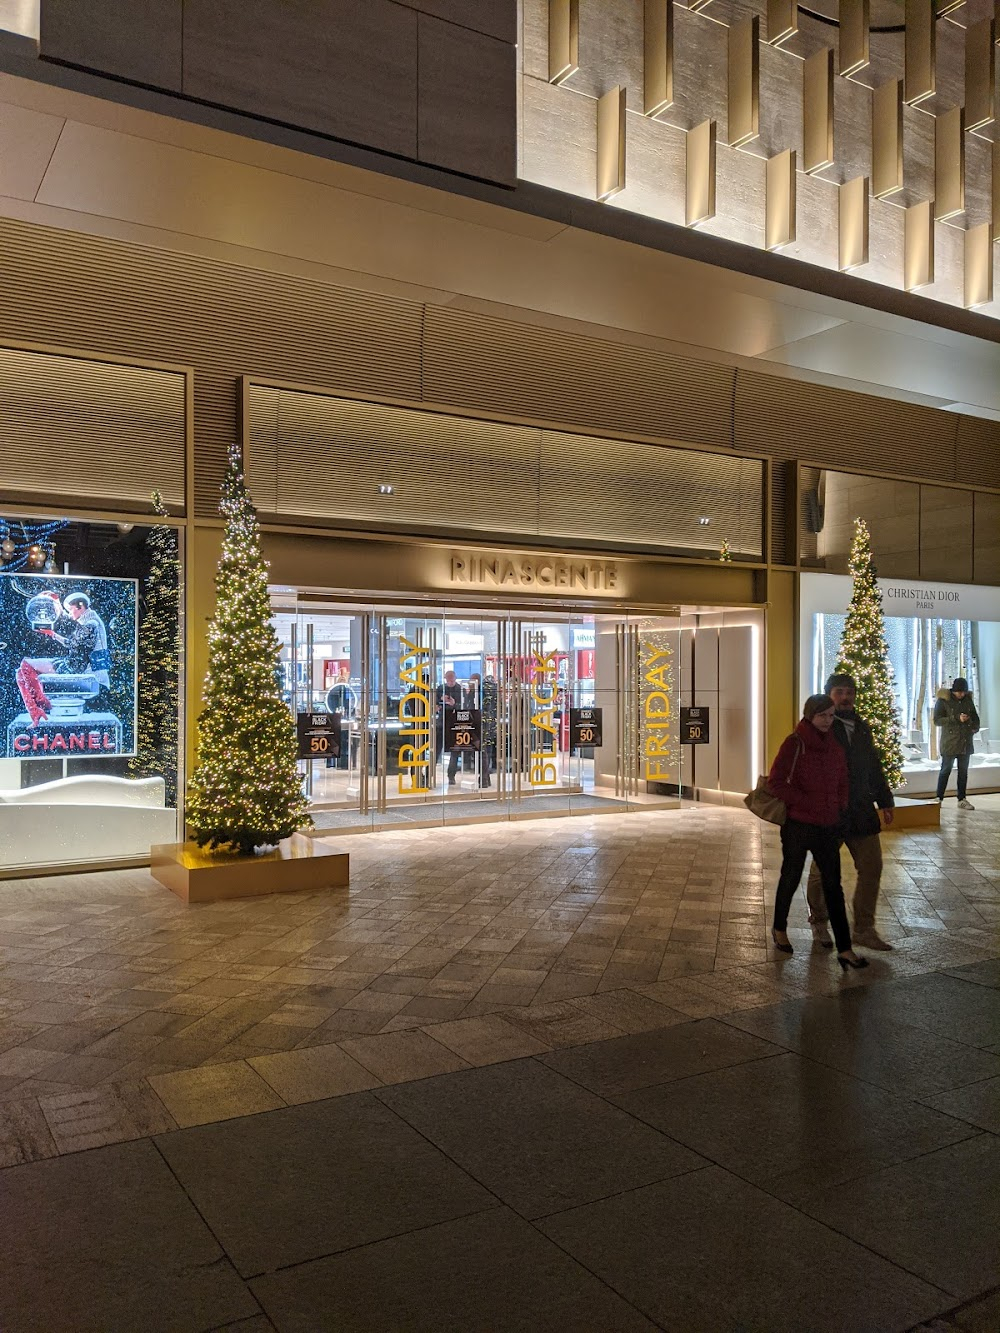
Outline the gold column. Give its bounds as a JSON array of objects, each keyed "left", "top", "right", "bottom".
[
  {"left": 839, "top": 0, "right": 869, "bottom": 78},
  {"left": 548, "top": 0, "right": 579, "bottom": 85},
  {"left": 728, "top": 15, "right": 760, "bottom": 147},
  {"left": 904, "top": 199, "right": 934, "bottom": 290},
  {"left": 597, "top": 86, "right": 627, "bottom": 201},
  {"left": 904, "top": 0, "right": 935, "bottom": 106},
  {"left": 965, "top": 15, "right": 996, "bottom": 134},
  {"left": 965, "top": 222, "right": 994, "bottom": 308},
  {"left": 934, "top": 105, "right": 965, "bottom": 220},
  {"left": 994, "top": 139, "right": 1000, "bottom": 244},
  {"left": 686, "top": 119, "right": 717, "bottom": 226},
  {"left": 766, "top": 149, "right": 796, "bottom": 249},
  {"left": 644, "top": 0, "right": 674, "bottom": 117},
  {"left": 872, "top": 78, "right": 903, "bottom": 198},
  {"left": 803, "top": 48, "right": 834, "bottom": 174},
  {"left": 767, "top": 0, "right": 797, "bottom": 47},
  {"left": 839, "top": 176, "right": 869, "bottom": 270}
]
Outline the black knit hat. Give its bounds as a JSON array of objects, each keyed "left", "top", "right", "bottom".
[
  {"left": 952, "top": 677, "right": 969, "bottom": 692},
  {"left": 826, "top": 672, "right": 856, "bottom": 692}
]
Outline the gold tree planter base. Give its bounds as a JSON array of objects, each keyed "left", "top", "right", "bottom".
[
  {"left": 880, "top": 798, "right": 940, "bottom": 831},
  {"left": 151, "top": 834, "right": 349, "bottom": 903}
]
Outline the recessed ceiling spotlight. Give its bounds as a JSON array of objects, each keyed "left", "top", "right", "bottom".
[
  {"left": 697, "top": 516, "right": 711, "bottom": 526},
  {"left": 376, "top": 484, "right": 395, "bottom": 496}
]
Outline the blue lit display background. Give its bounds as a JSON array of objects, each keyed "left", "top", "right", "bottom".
[{"left": 1, "top": 572, "right": 138, "bottom": 759}]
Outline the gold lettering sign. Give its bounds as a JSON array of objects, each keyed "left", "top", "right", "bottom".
[
  {"left": 398, "top": 636, "right": 432, "bottom": 794},
  {"left": 530, "top": 649, "right": 559, "bottom": 786},
  {"left": 450, "top": 553, "right": 619, "bottom": 595},
  {"left": 641, "top": 640, "right": 678, "bottom": 780}
]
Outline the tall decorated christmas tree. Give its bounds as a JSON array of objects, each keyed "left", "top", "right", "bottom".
[
  {"left": 128, "top": 492, "right": 180, "bottom": 805},
  {"left": 835, "top": 517, "right": 905, "bottom": 789},
  {"left": 186, "top": 446, "right": 311, "bottom": 854}
]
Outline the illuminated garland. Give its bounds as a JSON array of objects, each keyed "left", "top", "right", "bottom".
[
  {"left": 185, "top": 446, "right": 312, "bottom": 854},
  {"left": 127, "top": 493, "right": 180, "bottom": 806},
  {"left": 0, "top": 518, "right": 69, "bottom": 573},
  {"left": 835, "top": 518, "right": 905, "bottom": 789}
]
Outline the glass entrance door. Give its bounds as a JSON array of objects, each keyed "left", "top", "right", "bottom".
[{"left": 273, "top": 599, "right": 684, "bottom": 834}]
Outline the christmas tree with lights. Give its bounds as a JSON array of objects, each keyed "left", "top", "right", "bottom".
[
  {"left": 186, "top": 446, "right": 311, "bottom": 854},
  {"left": 835, "top": 517, "right": 905, "bottom": 789},
  {"left": 128, "top": 492, "right": 180, "bottom": 805}
]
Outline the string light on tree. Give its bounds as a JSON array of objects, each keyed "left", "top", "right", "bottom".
[
  {"left": 186, "top": 445, "right": 311, "bottom": 855},
  {"left": 719, "top": 538, "right": 733, "bottom": 563},
  {"left": 128, "top": 492, "right": 181, "bottom": 807},
  {"left": 835, "top": 517, "right": 905, "bottom": 789}
]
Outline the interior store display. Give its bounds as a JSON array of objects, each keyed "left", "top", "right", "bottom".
[
  {"left": 127, "top": 492, "right": 180, "bottom": 805},
  {"left": 0, "top": 509, "right": 182, "bottom": 872},
  {"left": 269, "top": 600, "right": 767, "bottom": 830},
  {"left": 3, "top": 571, "right": 137, "bottom": 759},
  {"left": 802, "top": 571, "right": 1000, "bottom": 797}
]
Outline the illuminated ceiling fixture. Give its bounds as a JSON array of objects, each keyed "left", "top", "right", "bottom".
[
  {"left": 376, "top": 484, "right": 394, "bottom": 496},
  {"left": 698, "top": 516, "right": 711, "bottom": 526}
]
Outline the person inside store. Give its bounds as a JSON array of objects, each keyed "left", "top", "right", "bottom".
[
  {"left": 804, "top": 672, "right": 895, "bottom": 952},
  {"left": 436, "top": 668, "right": 465, "bottom": 786},
  {"left": 934, "top": 677, "right": 980, "bottom": 811},
  {"left": 767, "top": 693, "right": 868, "bottom": 970}
]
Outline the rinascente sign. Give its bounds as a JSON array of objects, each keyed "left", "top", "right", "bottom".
[{"left": 450, "top": 552, "right": 620, "bottom": 594}]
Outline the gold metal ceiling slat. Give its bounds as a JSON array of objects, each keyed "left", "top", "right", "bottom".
[
  {"left": 422, "top": 306, "right": 736, "bottom": 449},
  {"left": 0, "top": 217, "right": 423, "bottom": 517},
  {"left": 0, "top": 346, "right": 185, "bottom": 507},
  {"left": 734, "top": 370, "right": 959, "bottom": 480},
  {"left": 247, "top": 386, "right": 763, "bottom": 557}
]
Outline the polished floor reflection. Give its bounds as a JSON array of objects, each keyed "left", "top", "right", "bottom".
[
  {"left": 1, "top": 802, "right": 999, "bottom": 1329},
  {"left": 0, "top": 800, "right": 997, "bottom": 1159}
]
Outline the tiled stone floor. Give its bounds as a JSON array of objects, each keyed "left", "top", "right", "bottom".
[
  {"left": 2, "top": 800, "right": 999, "bottom": 1331},
  {"left": 0, "top": 801, "right": 997, "bottom": 1164}
]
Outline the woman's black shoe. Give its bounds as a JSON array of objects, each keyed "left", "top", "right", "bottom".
[
  {"left": 771, "top": 928, "right": 793, "bottom": 954},
  {"left": 837, "top": 953, "right": 869, "bottom": 970}
]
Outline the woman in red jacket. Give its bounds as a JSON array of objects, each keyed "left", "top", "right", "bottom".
[{"left": 769, "top": 694, "right": 868, "bottom": 970}]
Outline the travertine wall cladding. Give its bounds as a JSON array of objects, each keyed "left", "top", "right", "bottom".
[{"left": 521, "top": 0, "right": 999, "bottom": 319}]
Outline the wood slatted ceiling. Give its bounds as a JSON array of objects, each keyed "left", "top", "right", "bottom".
[
  {"left": 422, "top": 306, "right": 737, "bottom": 448},
  {"left": 733, "top": 369, "right": 959, "bottom": 480},
  {"left": 246, "top": 385, "right": 541, "bottom": 534},
  {"left": 540, "top": 431, "right": 763, "bottom": 556},
  {"left": 0, "top": 217, "right": 423, "bottom": 516},
  {"left": 247, "top": 385, "right": 762, "bottom": 555},
  {"left": 0, "top": 346, "right": 185, "bottom": 508},
  {"left": 956, "top": 413, "right": 1000, "bottom": 490}
]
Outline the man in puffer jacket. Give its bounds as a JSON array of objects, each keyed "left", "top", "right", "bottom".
[
  {"left": 806, "top": 672, "right": 896, "bottom": 951},
  {"left": 935, "top": 677, "right": 980, "bottom": 811}
]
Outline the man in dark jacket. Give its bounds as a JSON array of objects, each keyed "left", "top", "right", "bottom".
[
  {"left": 806, "top": 672, "right": 895, "bottom": 951},
  {"left": 934, "top": 677, "right": 980, "bottom": 810}
]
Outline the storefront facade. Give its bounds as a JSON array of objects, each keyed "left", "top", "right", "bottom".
[
  {"left": 260, "top": 532, "right": 766, "bottom": 835},
  {"left": 0, "top": 60, "right": 997, "bottom": 872}
]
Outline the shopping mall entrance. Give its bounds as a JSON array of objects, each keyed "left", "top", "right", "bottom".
[
  {"left": 273, "top": 601, "right": 683, "bottom": 833},
  {"left": 271, "top": 594, "right": 764, "bottom": 834}
]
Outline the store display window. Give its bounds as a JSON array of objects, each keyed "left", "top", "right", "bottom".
[
  {"left": 0, "top": 512, "right": 183, "bottom": 872},
  {"left": 800, "top": 573, "right": 1000, "bottom": 796}
]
